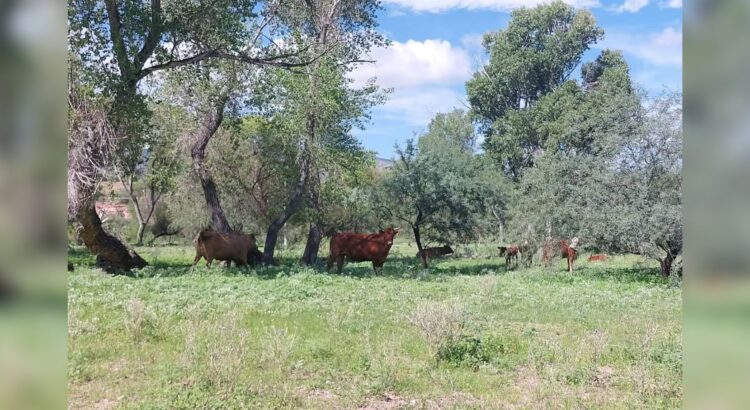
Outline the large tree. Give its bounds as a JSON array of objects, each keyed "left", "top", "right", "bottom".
[
  {"left": 466, "top": 1, "right": 603, "bottom": 180},
  {"left": 67, "top": 0, "right": 358, "bottom": 271}
]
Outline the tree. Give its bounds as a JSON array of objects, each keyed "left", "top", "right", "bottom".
[
  {"left": 113, "top": 102, "right": 182, "bottom": 245},
  {"left": 379, "top": 111, "right": 505, "bottom": 267},
  {"left": 68, "top": 0, "right": 339, "bottom": 271},
  {"left": 466, "top": 1, "right": 603, "bottom": 180},
  {"left": 258, "top": 0, "right": 387, "bottom": 265}
]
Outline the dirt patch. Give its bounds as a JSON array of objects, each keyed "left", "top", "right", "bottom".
[
  {"left": 297, "top": 387, "right": 337, "bottom": 401},
  {"left": 592, "top": 366, "right": 616, "bottom": 387},
  {"left": 96, "top": 201, "right": 131, "bottom": 220},
  {"left": 359, "top": 392, "right": 482, "bottom": 409}
]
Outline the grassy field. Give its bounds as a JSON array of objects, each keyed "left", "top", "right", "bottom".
[{"left": 68, "top": 241, "right": 682, "bottom": 409}]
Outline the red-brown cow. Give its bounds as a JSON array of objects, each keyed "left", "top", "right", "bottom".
[
  {"left": 192, "top": 228, "right": 258, "bottom": 268},
  {"left": 587, "top": 254, "right": 608, "bottom": 262},
  {"left": 327, "top": 228, "right": 400, "bottom": 273},
  {"left": 498, "top": 245, "right": 520, "bottom": 267},
  {"left": 542, "top": 237, "right": 579, "bottom": 272}
]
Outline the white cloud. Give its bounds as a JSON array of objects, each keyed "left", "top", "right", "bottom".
[
  {"left": 382, "top": 0, "right": 599, "bottom": 13},
  {"left": 349, "top": 39, "right": 472, "bottom": 89},
  {"left": 376, "top": 87, "right": 467, "bottom": 126},
  {"left": 659, "top": 0, "right": 681, "bottom": 8},
  {"left": 599, "top": 27, "right": 682, "bottom": 66},
  {"left": 613, "top": 0, "right": 649, "bottom": 13}
]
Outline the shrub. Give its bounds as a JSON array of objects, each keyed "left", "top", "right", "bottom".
[{"left": 407, "top": 301, "right": 466, "bottom": 359}]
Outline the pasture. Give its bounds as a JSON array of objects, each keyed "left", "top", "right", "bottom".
[{"left": 68, "top": 241, "right": 682, "bottom": 409}]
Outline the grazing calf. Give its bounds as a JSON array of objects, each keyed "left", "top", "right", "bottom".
[
  {"left": 327, "top": 228, "right": 400, "bottom": 273},
  {"left": 499, "top": 245, "right": 520, "bottom": 267},
  {"left": 192, "top": 228, "right": 258, "bottom": 268},
  {"left": 587, "top": 254, "right": 608, "bottom": 262}
]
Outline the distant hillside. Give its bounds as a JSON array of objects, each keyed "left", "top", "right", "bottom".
[{"left": 375, "top": 157, "right": 394, "bottom": 171}]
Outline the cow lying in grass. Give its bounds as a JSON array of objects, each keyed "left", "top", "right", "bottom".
[
  {"left": 192, "top": 228, "right": 260, "bottom": 268},
  {"left": 327, "top": 228, "right": 400, "bottom": 273},
  {"left": 588, "top": 254, "right": 608, "bottom": 262},
  {"left": 499, "top": 245, "right": 520, "bottom": 268},
  {"left": 416, "top": 245, "right": 454, "bottom": 262}
]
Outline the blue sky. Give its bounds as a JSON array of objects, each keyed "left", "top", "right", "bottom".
[{"left": 349, "top": 0, "right": 683, "bottom": 158}]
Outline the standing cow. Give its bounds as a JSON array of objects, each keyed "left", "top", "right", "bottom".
[
  {"left": 542, "top": 237, "right": 579, "bottom": 272},
  {"left": 327, "top": 228, "right": 400, "bottom": 273},
  {"left": 192, "top": 228, "right": 259, "bottom": 268},
  {"left": 498, "top": 245, "right": 520, "bottom": 268}
]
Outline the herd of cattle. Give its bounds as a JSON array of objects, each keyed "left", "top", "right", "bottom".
[{"left": 192, "top": 227, "right": 609, "bottom": 273}]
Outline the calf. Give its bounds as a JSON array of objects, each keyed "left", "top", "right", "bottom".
[
  {"left": 327, "top": 228, "right": 399, "bottom": 273},
  {"left": 587, "top": 254, "right": 608, "bottom": 262},
  {"left": 499, "top": 245, "right": 520, "bottom": 267},
  {"left": 192, "top": 228, "right": 258, "bottom": 268},
  {"left": 542, "top": 237, "right": 579, "bottom": 272},
  {"left": 416, "top": 245, "right": 454, "bottom": 261}
]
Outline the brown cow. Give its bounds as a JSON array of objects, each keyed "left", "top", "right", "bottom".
[
  {"left": 587, "top": 254, "right": 608, "bottom": 262},
  {"left": 416, "top": 245, "right": 454, "bottom": 260},
  {"left": 498, "top": 245, "right": 520, "bottom": 267},
  {"left": 327, "top": 228, "right": 400, "bottom": 273},
  {"left": 192, "top": 228, "right": 258, "bottom": 268},
  {"left": 542, "top": 237, "right": 579, "bottom": 272}
]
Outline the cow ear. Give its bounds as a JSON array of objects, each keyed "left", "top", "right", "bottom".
[{"left": 394, "top": 228, "right": 400, "bottom": 234}]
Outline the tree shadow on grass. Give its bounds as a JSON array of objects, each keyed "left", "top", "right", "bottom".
[{"left": 71, "top": 246, "right": 671, "bottom": 286}]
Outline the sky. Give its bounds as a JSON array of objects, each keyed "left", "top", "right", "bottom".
[{"left": 348, "top": 0, "right": 683, "bottom": 159}]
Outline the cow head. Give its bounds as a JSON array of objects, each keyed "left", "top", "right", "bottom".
[
  {"left": 380, "top": 227, "right": 400, "bottom": 246},
  {"left": 498, "top": 246, "right": 508, "bottom": 256}
]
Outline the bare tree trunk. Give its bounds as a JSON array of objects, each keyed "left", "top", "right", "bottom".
[
  {"left": 77, "top": 205, "right": 147, "bottom": 273},
  {"left": 659, "top": 252, "right": 674, "bottom": 277},
  {"left": 68, "top": 85, "right": 147, "bottom": 273},
  {"left": 413, "top": 208, "right": 428, "bottom": 268},
  {"left": 190, "top": 95, "right": 232, "bottom": 233},
  {"left": 263, "top": 149, "right": 310, "bottom": 264},
  {"left": 300, "top": 223, "right": 324, "bottom": 265}
]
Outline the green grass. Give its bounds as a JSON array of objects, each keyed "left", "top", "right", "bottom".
[{"left": 68, "top": 241, "right": 682, "bottom": 409}]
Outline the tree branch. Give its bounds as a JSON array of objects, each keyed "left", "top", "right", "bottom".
[
  {"left": 137, "top": 49, "right": 220, "bottom": 81},
  {"left": 133, "top": 0, "right": 163, "bottom": 71},
  {"left": 104, "top": 0, "right": 133, "bottom": 78}
]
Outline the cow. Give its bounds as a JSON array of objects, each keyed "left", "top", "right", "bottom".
[
  {"left": 327, "top": 228, "right": 400, "bottom": 273},
  {"left": 192, "top": 228, "right": 259, "bottom": 268},
  {"left": 498, "top": 245, "right": 520, "bottom": 268},
  {"left": 416, "top": 245, "right": 454, "bottom": 261},
  {"left": 587, "top": 254, "right": 608, "bottom": 262},
  {"left": 542, "top": 237, "right": 579, "bottom": 272}
]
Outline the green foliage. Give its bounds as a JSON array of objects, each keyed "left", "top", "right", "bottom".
[
  {"left": 381, "top": 111, "right": 508, "bottom": 246},
  {"left": 466, "top": 1, "right": 603, "bottom": 142}
]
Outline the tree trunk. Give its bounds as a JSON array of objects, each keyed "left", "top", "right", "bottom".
[
  {"left": 659, "top": 252, "right": 674, "bottom": 277},
  {"left": 413, "top": 220, "right": 428, "bottom": 268},
  {"left": 262, "top": 154, "right": 309, "bottom": 264},
  {"left": 190, "top": 95, "right": 232, "bottom": 233},
  {"left": 300, "top": 222, "right": 324, "bottom": 265},
  {"left": 78, "top": 205, "right": 147, "bottom": 273}
]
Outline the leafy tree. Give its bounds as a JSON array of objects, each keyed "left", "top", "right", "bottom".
[
  {"left": 380, "top": 111, "right": 506, "bottom": 267},
  {"left": 68, "top": 0, "right": 331, "bottom": 271},
  {"left": 466, "top": 1, "right": 603, "bottom": 180},
  {"left": 113, "top": 102, "right": 183, "bottom": 245}
]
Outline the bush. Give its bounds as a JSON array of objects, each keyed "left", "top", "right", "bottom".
[{"left": 407, "top": 301, "right": 466, "bottom": 359}]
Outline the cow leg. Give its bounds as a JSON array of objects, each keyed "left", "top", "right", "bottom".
[
  {"left": 326, "top": 255, "right": 335, "bottom": 272},
  {"left": 192, "top": 253, "right": 202, "bottom": 269},
  {"left": 206, "top": 257, "right": 213, "bottom": 268},
  {"left": 336, "top": 256, "right": 344, "bottom": 274}
]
